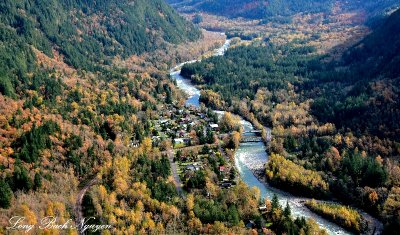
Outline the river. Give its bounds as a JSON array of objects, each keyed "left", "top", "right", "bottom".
[{"left": 169, "top": 39, "right": 381, "bottom": 235}]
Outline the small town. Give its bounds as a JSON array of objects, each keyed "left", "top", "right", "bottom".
[{"left": 150, "top": 103, "right": 242, "bottom": 191}]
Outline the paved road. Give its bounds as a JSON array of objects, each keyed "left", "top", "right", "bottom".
[{"left": 167, "top": 150, "right": 183, "bottom": 196}]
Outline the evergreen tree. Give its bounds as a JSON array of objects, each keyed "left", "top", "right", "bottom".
[
  {"left": 9, "top": 161, "right": 33, "bottom": 192},
  {"left": 284, "top": 201, "right": 292, "bottom": 218},
  {"left": 227, "top": 205, "right": 240, "bottom": 225},
  {"left": 166, "top": 89, "right": 173, "bottom": 104},
  {"left": 271, "top": 193, "right": 280, "bottom": 210},
  {"left": 33, "top": 172, "right": 42, "bottom": 190},
  {"left": 0, "top": 180, "right": 13, "bottom": 208},
  {"left": 192, "top": 14, "right": 203, "bottom": 24}
]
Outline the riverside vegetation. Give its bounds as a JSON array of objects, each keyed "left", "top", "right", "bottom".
[
  {"left": 305, "top": 199, "right": 366, "bottom": 233},
  {"left": 181, "top": 7, "right": 400, "bottom": 234}
]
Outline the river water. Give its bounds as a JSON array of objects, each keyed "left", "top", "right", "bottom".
[{"left": 169, "top": 39, "right": 380, "bottom": 235}]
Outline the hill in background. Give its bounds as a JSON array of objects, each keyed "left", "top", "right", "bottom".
[
  {"left": 0, "top": 0, "right": 201, "bottom": 97},
  {"left": 168, "top": 0, "right": 400, "bottom": 20}
]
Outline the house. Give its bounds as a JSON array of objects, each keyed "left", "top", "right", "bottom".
[
  {"left": 219, "top": 166, "right": 225, "bottom": 173},
  {"left": 209, "top": 123, "right": 219, "bottom": 131},
  {"left": 130, "top": 140, "right": 140, "bottom": 148},
  {"left": 259, "top": 205, "right": 268, "bottom": 211},
  {"left": 220, "top": 182, "right": 232, "bottom": 188},
  {"left": 178, "top": 130, "right": 186, "bottom": 138},
  {"left": 159, "top": 119, "right": 169, "bottom": 124},
  {"left": 246, "top": 220, "right": 255, "bottom": 228},
  {"left": 174, "top": 138, "right": 185, "bottom": 145},
  {"left": 186, "top": 164, "right": 201, "bottom": 172}
]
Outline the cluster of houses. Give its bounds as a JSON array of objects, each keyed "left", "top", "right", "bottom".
[
  {"left": 152, "top": 104, "right": 220, "bottom": 148},
  {"left": 150, "top": 104, "right": 238, "bottom": 190}
]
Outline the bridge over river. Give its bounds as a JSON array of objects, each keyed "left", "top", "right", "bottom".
[
  {"left": 240, "top": 130, "right": 263, "bottom": 143},
  {"left": 240, "top": 136, "right": 263, "bottom": 142}
]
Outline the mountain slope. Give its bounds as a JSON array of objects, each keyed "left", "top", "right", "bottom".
[
  {"left": 168, "top": 0, "right": 400, "bottom": 20},
  {"left": 343, "top": 8, "right": 400, "bottom": 79},
  {"left": 310, "top": 9, "right": 400, "bottom": 140},
  {"left": 168, "top": 0, "right": 332, "bottom": 19},
  {"left": 0, "top": 0, "right": 200, "bottom": 96}
]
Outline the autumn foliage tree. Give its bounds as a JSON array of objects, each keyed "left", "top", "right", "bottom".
[
  {"left": 219, "top": 112, "right": 241, "bottom": 133},
  {"left": 305, "top": 199, "right": 367, "bottom": 233},
  {"left": 266, "top": 153, "right": 329, "bottom": 198}
]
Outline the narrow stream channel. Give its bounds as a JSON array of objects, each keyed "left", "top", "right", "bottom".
[{"left": 169, "top": 39, "right": 381, "bottom": 235}]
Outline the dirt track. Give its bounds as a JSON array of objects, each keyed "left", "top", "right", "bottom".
[{"left": 74, "top": 178, "right": 98, "bottom": 234}]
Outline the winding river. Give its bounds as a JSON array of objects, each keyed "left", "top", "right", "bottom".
[{"left": 169, "top": 39, "right": 381, "bottom": 235}]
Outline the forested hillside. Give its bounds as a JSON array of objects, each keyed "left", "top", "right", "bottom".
[
  {"left": 309, "top": 8, "right": 400, "bottom": 141},
  {"left": 0, "top": 0, "right": 200, "bottom": 97},
  {"left": 0, "top": 0, "right": 207, "bottom": 233},
  {"left": 181, "top": 8, "right": 400, "bottom": 232},
  {"left": 168, "top": 0, "right": 400, "bottom": 20},
  {"left": 168, "top": 0, "right": 332, "bottom": 19}
]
